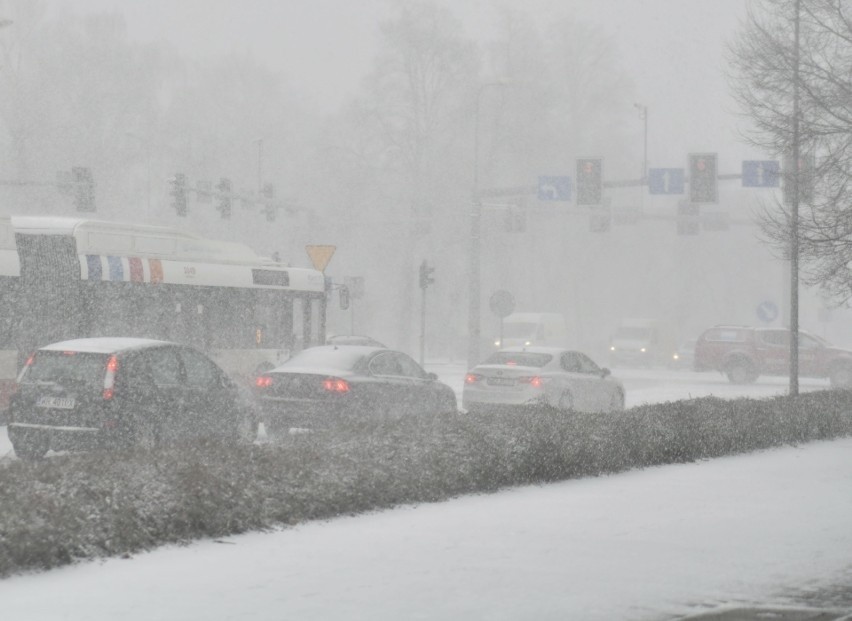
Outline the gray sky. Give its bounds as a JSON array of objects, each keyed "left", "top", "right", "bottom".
[{"left": 70, "top": 0, "right": 756, "bottom": 168}]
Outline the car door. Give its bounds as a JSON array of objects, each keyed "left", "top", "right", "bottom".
[
  {"left": 559, "top": 351, "right": 596, "bottom": 412},
  {"left": 575, "top": 353, "right": 613, "bottom": 412},
  {"left": 365, "top": 352, "right": 411, "bottom": 416},
  {"left": 393, "top": 352, "right": 437, "bottom": 415},
  {"left": 179, "top": 346, "right": 234, "bottom": 439},
  {"left": 757, "top": 329, "right": 789, "bottom": 374},
  {"left": 142, "top": 346, "right": 188, "bottom": 441}
]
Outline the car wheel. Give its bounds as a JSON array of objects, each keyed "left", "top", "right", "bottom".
[
  {"left": 609, "top": 391, "right": 625, "bottom": 412},
  {"left": 234, "top": 408, "right": 259, "bottom": 445},
  {"left": 829, "top": 362, "right": 852, "bottom": 389},
  {"left": 725, "top": 359, "right": 758, "bottom": 384},
  {"left": 557, "top": 391, "right": 574, "bottom": 413},
  {"left": 12, "top": 436, "right": 48, "bottom": 461}
]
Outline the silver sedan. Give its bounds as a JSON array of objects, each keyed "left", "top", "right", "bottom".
[{"left": 462, "top": 347, "right": 625, "bottom": 414}]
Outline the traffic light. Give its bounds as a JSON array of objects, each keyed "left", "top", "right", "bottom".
[
  {"left": 261, "top": 183, "right": 276, "bottom": 222},
  {"left": 419, "top": 260, "right": 435, "bottom": 289},
  {"left": 576, "top": 158, "right": 603, "bottom": 205},
  {"left": 170, "top": 173, "right": 187, "bottom": 217},
  {"left": 216, "top": 177, "right": 232, "bottom": 219},
  {"left": 72, "top": 166, "right": 96, "bottom": 212},
  {"left": 688, "top": 153, "right": 718, "bottom": 203},
  {"left": 677, "top": 200, "right": 700, "bottom": 235},
  {"left": 783, "top": 154, "right": 815, "bottom": 205}
]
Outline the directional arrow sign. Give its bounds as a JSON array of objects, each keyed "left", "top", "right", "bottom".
[
  {"left": 648, "top": 168, "right": 685, "bottom": 195},
  {"left": 742, "top": 160, "right": 780, "bottom": 188},
  {"left": 537, "top": 176, "right": 572, "bottom": 201}
]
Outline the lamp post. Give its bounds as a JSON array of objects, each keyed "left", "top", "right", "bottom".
[
  {"left": 467, "top": 80, "right": 510, "bottom": 369},
  {"left": 633, "top": 103, "right": 648, "bottom": 183},
  {"left": 124, "top": 132, "right": 151, "bottom": 215}
]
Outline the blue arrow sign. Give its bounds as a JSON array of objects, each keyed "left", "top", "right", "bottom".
[
  {"left": 742, "top": 160, "right": 780, "bottom": 187},
  {"left": 537, "top": 176, "right": 572, "bottom": 201},
  {"left": 648, "top": 168, "right": 685, "bottom": 195},
  {"left": 756, "top": 300, "right": 779, "bottom": 323}
]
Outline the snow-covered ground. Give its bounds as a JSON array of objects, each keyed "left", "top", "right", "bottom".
[{"left": 0, "top": 367, "right": 847, "bottom": 620}]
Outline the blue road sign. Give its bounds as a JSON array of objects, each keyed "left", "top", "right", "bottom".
[
  {"left": 538, "top": 176, "right": 572, "bottom": 201},
  {"left": 756, "top": 300, "right": 779, "bottom": 323},
  {"left": 742, "top": 160, "right": 780, "bottom": 188},
  {"left": 648, "top": 168, "right": 685, "bottom": 195}
]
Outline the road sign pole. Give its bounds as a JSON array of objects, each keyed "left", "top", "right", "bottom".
[{"left": 419, "top": 285, "right": 427, "bottom": 366}]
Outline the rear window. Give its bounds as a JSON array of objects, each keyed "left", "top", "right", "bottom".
[
  {"left": 484, "top": 352, "right": 552, "bottom": 367},
  {"left": 22, "top": 351, "right": 108, "bottom": 387},
  {"left": 283, "top": 347, "right": 367, "bottom": 372}
]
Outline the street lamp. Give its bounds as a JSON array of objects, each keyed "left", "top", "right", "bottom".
[
  {"left": 468, "top": 79, "right": 511, "bottom": 369},
  {"left": 124, "top": 132, "right": 151, "bottom": 215},
  {"left": 633, "top": 103, "right": 648, "bottom": 183}
]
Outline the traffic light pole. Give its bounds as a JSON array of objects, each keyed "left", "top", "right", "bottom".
[{"left": 419, "top": 284, "right": 427, "bottom": 366}]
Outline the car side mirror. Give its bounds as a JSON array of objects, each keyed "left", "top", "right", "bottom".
[{"left": 601, "top": 368, "right": 611, "bottom": 378}]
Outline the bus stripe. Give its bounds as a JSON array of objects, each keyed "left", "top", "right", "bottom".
[
  {"left": 107, "top": 256, "right": 123, "bottom": 281},
  {"left": 128, "top": 257, "right": 143, "bottom": 282},
  {"left": 86, "top": 255, "right": 102, "bottom": 280},
  {"left": 149, "top": 259, "right": 163, "bottom": 283}
]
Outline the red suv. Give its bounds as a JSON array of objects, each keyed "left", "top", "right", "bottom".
[{"left": 693, "top": 325, "right": 852, "bottom": 387}]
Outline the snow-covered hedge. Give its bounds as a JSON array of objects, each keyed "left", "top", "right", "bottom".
[{"left": 1, "top": 389, "right": 851, "bottom": 577}]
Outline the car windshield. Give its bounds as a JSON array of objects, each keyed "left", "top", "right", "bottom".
[
  {"left": 501, "top": 323, "right": 538, "bottom": 338},
  {"left": 23, "top": 351, "right": 108, "bottom": 387},
  {"left": 615, "top": 327, "right": 651, "bottom": 340},
  {"left": 484, "top": 352, "right": 552, "bottom": 367}
]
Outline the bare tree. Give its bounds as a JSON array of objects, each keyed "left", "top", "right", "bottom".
[{"left": 729, "top": 0, "right": 852, "bottom": 304}]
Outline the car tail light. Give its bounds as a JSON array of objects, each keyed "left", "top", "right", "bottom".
[
  {"left": 103, "top": 354, "right": 119, "bottom": 400},
  {"left": 464, "top": 373, "right": 482, "bottom": 384},
  {"left": 518, "top": 376, "right": 544, "bottom": 388},
  {"left": 322, "top": 377, "right": 350, "bottom": 392},
  {"left": 255, "top": 375, "right": 273, "bottom": 388}
]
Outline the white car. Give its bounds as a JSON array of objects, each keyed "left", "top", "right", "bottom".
[{"left": 463, "top": 347, "right": 625, "bottom": 414}]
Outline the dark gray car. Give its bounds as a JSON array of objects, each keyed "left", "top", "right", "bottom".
[{"left": 7, "top": 337, "right": 258, "bottom": 459}]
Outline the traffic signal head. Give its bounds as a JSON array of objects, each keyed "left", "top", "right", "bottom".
[
  {"left": 419, "top": 260, "right": 435, "bottom": 289},
  {"left": 339, "top": 285, "right": 350, "bottom": 310},
  {"left": 216, "top": 177, "right": 232, "bottom": 219},
  {"left": 576, "top": 158, "right": 603, "bottom": 206},
  {"left": 688, "top": 153, "right": 718, "bottom": 203},
  {"left": 72, "top": 166, "right": 96, "bottom": 212},
  {"left": 170, "top": 172, "right": 187, "bottom": 217}
]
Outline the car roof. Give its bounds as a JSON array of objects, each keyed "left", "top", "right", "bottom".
[
  {"left": 495, "top": 346, "right": 567, "bottom": 354},
  {"left": 39, "top": 337, "right": 175, "bottom": 355}
]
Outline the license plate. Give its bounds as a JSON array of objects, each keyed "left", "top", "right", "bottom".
[
  {"left": 36, "top": 396, "right": 76, "bottom": 409},
  {"left": 487, "top": 377, "right": 515, "bottom": 386}
]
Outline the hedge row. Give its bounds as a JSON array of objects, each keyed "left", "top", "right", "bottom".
[{"left": 1, "top": 389, "right": 851, "bottom": 577}]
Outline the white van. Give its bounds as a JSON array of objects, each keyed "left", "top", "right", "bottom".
[{"left": 494, "top": 313, "right": 570, "bottom": 349}]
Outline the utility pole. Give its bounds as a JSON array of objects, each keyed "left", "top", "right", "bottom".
[
  {"left": 419, "top": 260, "right": 435, "bottom": 366},
  {"left": 789, "top": 0, "right": 801, "bottom": 396}
]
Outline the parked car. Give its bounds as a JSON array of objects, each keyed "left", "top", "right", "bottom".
[
  {"left": 693, "top": 325, "right": 852, "bottom": 386},
  {"left": 254, "top": 345, "right": 457, "bottom": 435},
  {"left": 6, "top": 337, "right": 258, "bottom": 460},
  {"left": 669, "top": 339, "right": 697, "bottom": 370},
  {"left": 463, "top": 347, "right": 625, "bottom": 414},
  {"left": 326, "top": 334, "right": 387, "bottom": 348}
]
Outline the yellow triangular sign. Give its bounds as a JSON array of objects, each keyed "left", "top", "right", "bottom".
[{"left": 305, "top": 244, "right": 336, "bottom": 272}]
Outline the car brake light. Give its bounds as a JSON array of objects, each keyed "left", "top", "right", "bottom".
[
  {"left": 465, "top": 373, "right": 482, "bottom": 384},
  {"left": 518, "top": 376, "right": 544, "bottom": 388},
  {"left": 322, "top": 377, "right": 350, "bottom": 392},
  {"left": 24, "top": 353, "right": 35, "bottom": 367},
  {"left": 255, "top": 375, "right": 273, "bottom": 388},
  {"left": 103, "top": 354, "right": 119, "bottom": 400}
]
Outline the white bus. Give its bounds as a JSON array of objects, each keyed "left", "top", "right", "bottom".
[{"left": 0, "top": 215, "right": 327, "bottom": 410}]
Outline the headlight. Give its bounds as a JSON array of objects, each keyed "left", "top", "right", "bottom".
[
  {"left": 673, "top": 353, "right": 679, "bottom": 360},
  {"left": 610, "top": 346, "right": 616, "bottom": 351},
  {"left": 640, "top": 347, "right": 646, "bottom": 353},
  {"left": 494, "top": 340, "right": 501, "bottom": 347}
]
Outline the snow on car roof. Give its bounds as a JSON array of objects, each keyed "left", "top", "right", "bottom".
[
  {"left": 276, "top": 345, "right": 385, "bottom": 372},
  {"left": 40, "top": 337, "right": 173, "bottom": 354}
]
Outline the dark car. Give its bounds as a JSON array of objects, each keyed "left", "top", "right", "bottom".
[
  {"left": 254, "top": 345, "right": 457, "bottom": 435},
  {"left": 693, "top": 325, "right": 852, "bottom": 386},
  {"left": 7, "top": 337, "right": 258, "bottom": 460}
]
